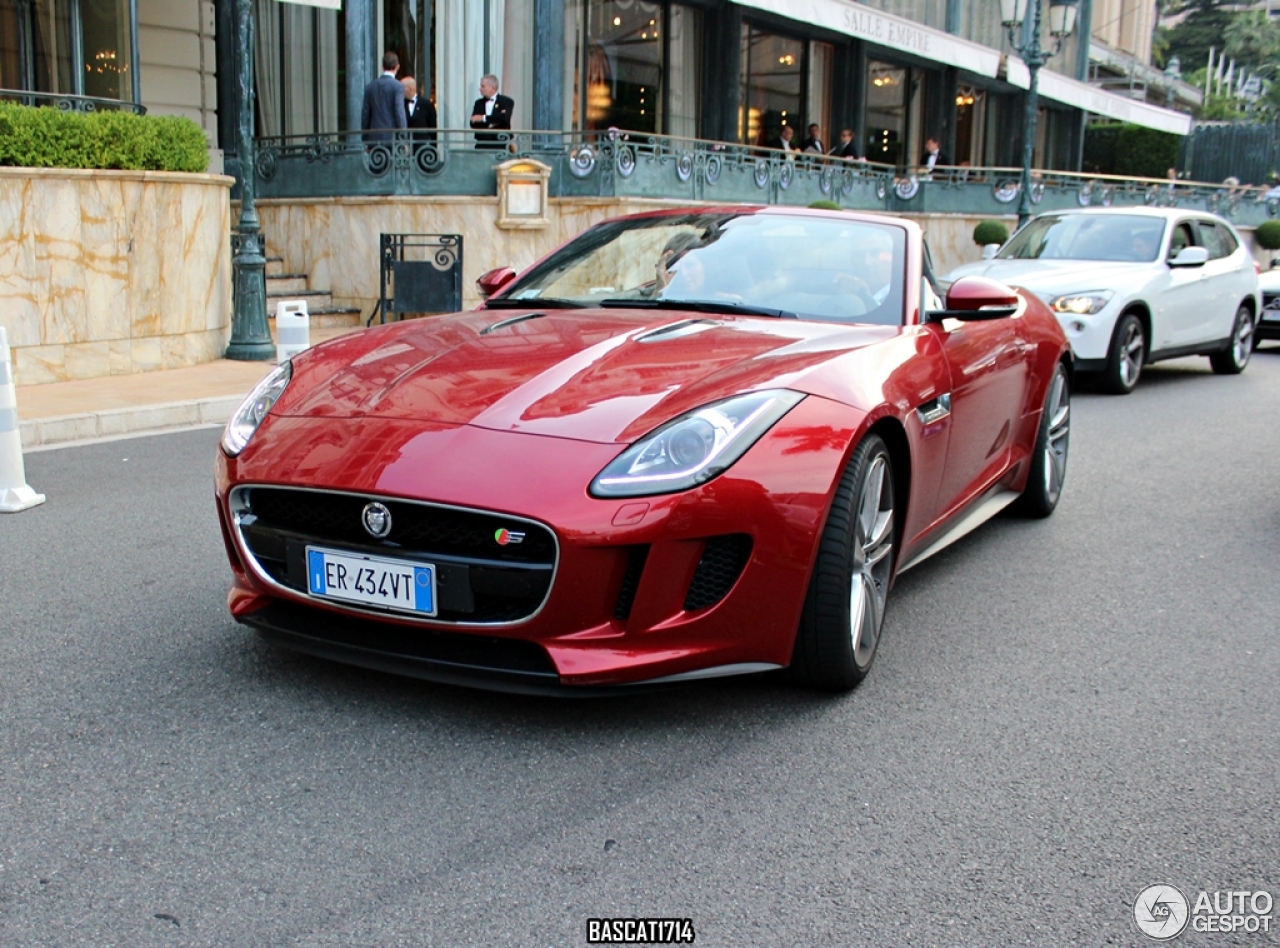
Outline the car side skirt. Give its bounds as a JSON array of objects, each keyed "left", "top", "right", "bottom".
[{"left": 896, "top": 485, "right": 1021, "bottom": 574}]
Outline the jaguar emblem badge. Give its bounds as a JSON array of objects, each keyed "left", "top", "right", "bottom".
[{"left": 361, "top": 502, "right": 393, "bottom": 539}]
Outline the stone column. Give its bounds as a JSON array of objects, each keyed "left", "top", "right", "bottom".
[
  {"left": 532, "top": 0, "right": 564, "bottom": 130},
  {"left": 345, "top": 0, "right": 374, "bottom": 134}
]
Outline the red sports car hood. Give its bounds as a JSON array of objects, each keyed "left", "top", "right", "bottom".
[{"left": 276, "top": 308, "right": 897, "bottom": 444}]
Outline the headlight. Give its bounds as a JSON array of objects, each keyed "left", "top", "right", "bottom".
[
  {"left": 220, "top": 361, "right": 292, "bottom": 457},
  {"left": 590, "top": 390, "right": 805, "bottom": 498},
  {"left": 1049, "top": 291, "right": 1113, "bottom": 315}
]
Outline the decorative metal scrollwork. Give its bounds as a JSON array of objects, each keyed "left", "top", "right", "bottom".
[
  {"left": 616, "top": 144, "right": 636, "bottom": 177},
  {"left": 364, "top": 143, "right": 392, "bottom": 177},
  {"left": 1267, "top": 197, "right": 1280, "bottom": 218},
  {"left": 994, "top": 180, "right": 1020, "bottom": 203},
  {"left": 895, "top": 176, "right": 920, "bottom": 200},
  {"left": 704, "top": 152, "right": 723, "bottom": 184},
  {"left": 1100, "top": 185, "right": 1114, "bottom": 207},
  {"left": 1144, "top": 185, "right": 1159, "bottom": 206},
  {"left": 754, "top": 159, "right": 770, "bottom": 189},
  {"left": 875, "top": 177, "right": 887, "bottom": 200},
  {"left": 840, "top": 168, "right": 855, "bottom": 196},
  {"left": 257, "top": 147, "right": 278, "bottom": 182},
  {"left": 415, "top": 143, "right": 445, "bottom": 175},
  {"left": 1077, "top": 181, "right": 1093, "bottom": 206},
  {"left": 819, "top": 168, "right": 833, "bottom": 195},
  {"left": 779, "top": 161, "right": 794, "bottom": 190},
  {"left": 1029, "top": 180, "right": 1045, "bottom": 204},
  {"left": 568, "top": 144, "right": 597, "bottom": 178},
  {"left": 431, "top": 239, "right": 460, "bottom": 272},
  {"left": 675, "top": 151, "right": 693, "bottom": 182}
]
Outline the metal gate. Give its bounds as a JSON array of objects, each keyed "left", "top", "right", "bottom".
[{"left": 375, "top": 233, "right": 463, "bottom": 324}]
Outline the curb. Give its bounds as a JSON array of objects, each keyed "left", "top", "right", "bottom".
[{"left": 19, "top": 395, "right": 243, "bottom": 449}]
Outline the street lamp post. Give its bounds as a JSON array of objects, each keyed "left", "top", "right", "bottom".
[
  {"left": 1002, "top": 0, "right": 1079, "bottom": 227},
  {"left": 225, "top": 0, "right": 276, "bottom": 362}
]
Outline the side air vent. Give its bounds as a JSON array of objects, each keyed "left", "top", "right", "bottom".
[
  {"left": 481, "top": 312, "right": 545, "bottom": 334},
  {"left": 635, "top": 319, "right": 718, "bottom": 343},
  {"left": 684, "top": 535, "right": 753, "bottom": 612},
  {"left": 614, "top": 546, "right": 650, "bottom": 621}
]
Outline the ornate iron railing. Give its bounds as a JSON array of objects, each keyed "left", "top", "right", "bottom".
[
  {"left": 250, "top": 128, "right": 1280, "bottom": 226},
  {"left": 0, "top": 89, "right": 146, "bottom": 115}
]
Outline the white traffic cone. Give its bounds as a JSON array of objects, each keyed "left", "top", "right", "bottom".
[
  {"left": 275, "top": 300, "right": 310, "bottom": 364},
  {"left": 0, "top": 326, "right": 46, "bottom": 513}
]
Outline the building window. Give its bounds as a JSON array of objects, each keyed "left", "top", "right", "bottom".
[
  {"left": 806, "top": 41, "right": 832, "bottom": 153},
  {"left": 738, "top": 23, "right": 803, "bottom": 147},
  {"left": 586, "top": 0, "right": 663, "bottom": 133},
  {"left": 1, "top": 0, "right": 132, "bottom": 101},
  {"left": 865, "top": 61, "right": 906, "bottom": 165},
  {"left": 954, "top": 85, "right": 984, "bottom": 166},
  {"left": 255, "top": 0, "right": 340, "bottom": 138}
]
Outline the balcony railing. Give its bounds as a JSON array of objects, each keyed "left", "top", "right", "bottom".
[
  {"left": 0, "top": 89, "right": 146, "bottom": 115},
  {"left": 250, "top": 128, "right": 1279, "bottom": 226}
]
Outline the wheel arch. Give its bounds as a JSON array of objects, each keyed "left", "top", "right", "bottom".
[
  {"left": 1119, "top": 301, "right": 1153, "bottom": 355},
  {"left": 867, "top": 414, "right": 911, "bottom": 567}
]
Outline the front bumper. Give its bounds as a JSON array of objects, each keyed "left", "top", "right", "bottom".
[
  {"left": 1258, "top": 292, "right": 1280, "bottom": 340},
  {"left": 216, "top": 397, "right": 862, "bottom": 690}
]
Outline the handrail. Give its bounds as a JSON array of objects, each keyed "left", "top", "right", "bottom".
[{"left": 0, "top": 88, "right": 147, "bottom": 115}]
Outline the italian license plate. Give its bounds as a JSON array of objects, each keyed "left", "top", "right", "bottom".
[{"left": 305, "top": 546, "right": 436, "bottom": 616}]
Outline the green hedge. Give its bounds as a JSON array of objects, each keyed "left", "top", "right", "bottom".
[
  {"left": 1255, "top": 220, "right": 1280, "bottom": 250},
  {"left": 0, "top": 103, "right": 209, "bottom": 173},
  {"left": 1083, "top": 122, "right": 1179, "bottom": 179},
  {"left": 973, "top": 220, "right": 1010, "bottom": 246}
]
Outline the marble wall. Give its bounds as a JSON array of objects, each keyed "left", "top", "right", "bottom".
[
  {"left": 254, "top": 197, "right": 1018, "bottom": 315},
  {"left": 0, "top": 168, "right": 233, "bottom": 386}
]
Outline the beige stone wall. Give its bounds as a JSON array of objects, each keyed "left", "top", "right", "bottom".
[
  {"left": 0, "top": 168, "right": 233, "bottom": 386},
  {"left": 138, "top": 0, "right": 219, "bottom": 148}
]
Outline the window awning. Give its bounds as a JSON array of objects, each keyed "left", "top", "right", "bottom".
[
  {"left": 734, "top": 0, "right": 1002, "bottom": 79},
  {"left": 1003, "top": 57, "right": 1192, "bottom": 135}
]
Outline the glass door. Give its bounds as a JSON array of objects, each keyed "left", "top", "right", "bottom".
[{"left": 738, "top": 23, "right": 803, "bottom": 147}]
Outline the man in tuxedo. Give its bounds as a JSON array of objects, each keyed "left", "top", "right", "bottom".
[
  {"left": 768, "top": 124, "right": 797, "bottom": 157},
  {"left": 800, "top": 123, "right": 824, "bottom": 154},
  {"left": 401, "top": 76, "right": 437, "bottom": 144},
  {"left": 361, "top": 52, "right": 407, "bottom": 143},
  {"left": 920, "top": 137, "right": 951, "bottom": 170},
  {"left": 470, "top": 74, "right": 514, "bottom": 150},
  {"left": 829, "top": 127, "right": 861, "bottom": 160}
]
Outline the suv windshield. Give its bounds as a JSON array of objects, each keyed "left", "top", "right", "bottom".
[
  {"left": 497, "top": 212, "right": 908, "bottom": 325},
  {"left": 999, "top": 214, "right": 1166, "bottom": 263}
]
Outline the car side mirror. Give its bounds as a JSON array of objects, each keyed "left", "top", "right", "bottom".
[
  {"left": 1169, "top": 246, "right": 1209, "bottom": 268},
  {"left": 926, "top": 275, "right": 1020, "bottom": 322},
  {"left": 477, "top": 266, "right": 517, "bottom": 299}
]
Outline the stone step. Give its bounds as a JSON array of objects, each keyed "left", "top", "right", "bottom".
[
  {"left": 265, "top": 256, "right": 286, "bottom": 276},
  {"left": 267, "top": 288, "right": 333, "bottom": 311},
  {"left": 269, "top": 307, "right": 364, "bottom": 330},
  {"left": 265, "top": 274, "right": 309, "bottom": 293}
]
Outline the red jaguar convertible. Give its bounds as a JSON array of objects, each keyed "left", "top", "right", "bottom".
[{"left": 215, "top": 207, "right": 1071, "bottom": 693}]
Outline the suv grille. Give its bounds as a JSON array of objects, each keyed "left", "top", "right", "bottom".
[{"left": 233, "top": 487, "right": 556, "bottom": 625}]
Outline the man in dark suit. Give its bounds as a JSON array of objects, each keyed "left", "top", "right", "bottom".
[
  {"left": 470, "top": 74, "right": 514, "bottom": 150},
  {"left": 799, "top": 123, "right": 824, "bottom": 154},
  {"left": 401, "top": 76, "right": 437, "bottom": 144},
  {"left": 361, "top": 52, "right": 407, "bottom": 143},
  {"left": 920, "top": 137, "right": 951, "bottom": 170},
  {"left": 829, "top": 127, "right": 861, "bottom": 160}
]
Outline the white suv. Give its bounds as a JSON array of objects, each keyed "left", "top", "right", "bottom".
[{"left": 944, "top": 208, "right": 1260, "bottom": 393}]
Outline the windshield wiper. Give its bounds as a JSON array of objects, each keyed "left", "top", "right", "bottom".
[
  {"left": 485, "top": 297, "right": 587, "bottom": 309},
  {"left": 599, "top": 298, "right": 796, "bottom": 319}
]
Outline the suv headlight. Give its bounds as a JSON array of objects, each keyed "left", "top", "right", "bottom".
[
  {"left": 221, "top": 362, "right": 292, "bottom": 457},
  {"left": 1049, "top": 291, "right": 1114, "bottom": 315},
  {"left": 590, "top": 390, "right": 805, "bottom": 498}
]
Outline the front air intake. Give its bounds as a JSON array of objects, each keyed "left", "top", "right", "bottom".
[
  {"left": 683, "top": 535, "right": 753, "bottom": 612},
  {"left": 614, "top": 546, "right": 649, "bottom": 621}
]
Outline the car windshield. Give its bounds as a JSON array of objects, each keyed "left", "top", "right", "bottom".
[
  {"left": 497, "top": 212, "right": 908, "bottom": 325},
  {"left": 998, "top": 214, "right": 1166, "bottom": 263}
]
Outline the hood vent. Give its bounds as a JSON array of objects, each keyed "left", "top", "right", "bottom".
[
  {"left": 481, "top": 312, "right": 546, "bottom": 335},
  {"left": 635, "top": 319, "right": 719, "bottom": 344}
]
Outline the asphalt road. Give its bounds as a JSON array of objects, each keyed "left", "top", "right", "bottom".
[{"left": 2, "top": 352, "right": 1279, "bottom": 948}]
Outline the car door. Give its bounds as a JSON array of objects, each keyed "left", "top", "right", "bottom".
[
  {"left": 1152, "top": 219, "right": 1215, "bottom": 350},
  {"left": 927, "top": 311, "right": 1030, "bottom": 520},
  {"left": 1191, "top": 220, "right": 1247, "bottom": 344}
]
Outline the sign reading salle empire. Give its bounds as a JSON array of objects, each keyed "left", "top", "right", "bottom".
[{"left": 842, "top": 9, "right": 931, "bottom": 56}]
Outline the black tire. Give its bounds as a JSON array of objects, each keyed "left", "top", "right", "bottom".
[
  {"left": 1014, "top": 363, "right": 1070, "bottom": 519},
  {"left": 790, "top": 434, "right": 897, "bottom": 691},
  {"left": 1101, "top": 312, "right": 1145, "bottom": 394},
  {"left": 1209, "top": 304, "right": 1255, "bottom": 374}
]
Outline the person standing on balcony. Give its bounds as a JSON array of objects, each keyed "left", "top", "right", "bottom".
[
  {"left": 470, "top": 75, "right": 514, "bottom": 151},
  {"left": 920, "top": 136, "right": 950, "bottom": 171},
  {"left": 829, "top": 128, "right": 863, "bottom": 161},
  {"left": 800, "top": 124, "right": 824, "bottom": 154},
  {"left": 402, "top": 76, "right": 437, "bottom": 144},
  {"left": 362, "top": 52, "right": 407, "bottom": 143}
]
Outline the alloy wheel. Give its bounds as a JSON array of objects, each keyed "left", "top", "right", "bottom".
[
  {"left": 1120, "top": 321, "right": 1144, "bottom": 388},
  {"left": 850, "top": 455, "right": 894, "bottom": 669},
  {"left": 1042, "top": 370, "right": 1070, "bottom": 503}
]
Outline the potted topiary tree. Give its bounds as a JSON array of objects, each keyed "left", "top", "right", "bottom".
[
  {"left": 1254, "top": 220, "right": 1280, "bottom": 259},
  {"left": 973, "top": 220, "right": 1010, "bottom": 260}
]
